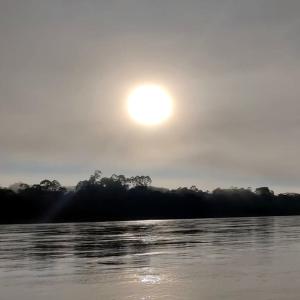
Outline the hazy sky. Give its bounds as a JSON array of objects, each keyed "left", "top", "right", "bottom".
[{"left": 1, "top": 0, "right": 300, "bottom": 192}]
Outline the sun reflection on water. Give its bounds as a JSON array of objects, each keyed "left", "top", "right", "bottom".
[{"left": 140, "top": 274, "right": 161, "bottom": 284}]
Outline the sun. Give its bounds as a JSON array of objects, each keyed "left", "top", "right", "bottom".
[{"left": 127, "top": 84, "right": 173, "bottom": 126}]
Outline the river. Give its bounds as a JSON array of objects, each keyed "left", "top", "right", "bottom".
[{"left": 1, "top": 216, "right": 300, "bottom": 299}]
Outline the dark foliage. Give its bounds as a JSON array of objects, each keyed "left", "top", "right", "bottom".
[{"left": 1, "top": 171, "right": 300, "bottom": 224}]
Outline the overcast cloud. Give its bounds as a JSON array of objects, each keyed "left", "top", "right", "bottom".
[{"left": 1, "top": 0, "right": 300, "bottom": 192}]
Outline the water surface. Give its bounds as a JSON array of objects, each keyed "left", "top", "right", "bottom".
[{"left": 1, "top": 216, "right": 300, "bottom": 299}]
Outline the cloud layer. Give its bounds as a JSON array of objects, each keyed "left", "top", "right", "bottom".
[{"left": 1, "top": 0, "right": 300, "bottom": 192}]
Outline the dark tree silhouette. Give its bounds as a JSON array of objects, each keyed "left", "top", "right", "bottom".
[{"left": 1, "top": 170, "right": 300, "bottom": 224}]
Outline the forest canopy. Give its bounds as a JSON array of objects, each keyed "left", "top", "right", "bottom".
[{"left": 1, "top": 170, "right": 300, "bottom": 224}]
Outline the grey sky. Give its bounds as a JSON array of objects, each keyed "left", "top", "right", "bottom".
[{"left": 1, "top": 0, "right": 300, "bottom": 192}]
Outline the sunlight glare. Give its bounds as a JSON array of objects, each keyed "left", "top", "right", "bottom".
[{"left": 127, "top": 84, "right": 173, "bottom": 126}]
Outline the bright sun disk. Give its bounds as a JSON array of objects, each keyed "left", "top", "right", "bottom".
[{"left": 127, "top": 84, "right": 173, "bottom": 126}]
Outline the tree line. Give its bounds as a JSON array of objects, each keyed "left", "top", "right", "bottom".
[{"left": 1, "top": 170, "right": 300, "bottom": 224}]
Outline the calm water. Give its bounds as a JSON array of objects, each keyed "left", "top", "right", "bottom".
[{"left": 1, "top": 217, "right": 300, "bottom": 299}]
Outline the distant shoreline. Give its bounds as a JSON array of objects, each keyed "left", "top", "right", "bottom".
[{"left": 1, "top": 171, "right": 300, "bottom": 224}]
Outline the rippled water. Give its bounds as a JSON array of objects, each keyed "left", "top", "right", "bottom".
[{"left": 1, "top": 216, "right": 300, "bottom": 299}]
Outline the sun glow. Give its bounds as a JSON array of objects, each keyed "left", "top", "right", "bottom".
[{"left": 127, "top": 84, "right": 173, "bottom": 126}]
